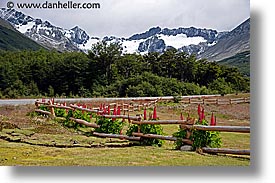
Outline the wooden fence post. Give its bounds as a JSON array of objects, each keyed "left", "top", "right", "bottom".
[
  {"left": 49, "top": 100, "right": 55, "bottom": 117},
  {"left": 137, "top": 117, "right": 141, "bottom": 133}
]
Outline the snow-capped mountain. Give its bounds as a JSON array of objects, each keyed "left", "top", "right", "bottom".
[
  {"left": 0, "top": 8, "right": 98, "bottom": 52},
  {"left": 198, "top": 18, "right": 250, "bottom": 61},
  {"left": 0, "top": 8, "right": 249, "bottom": 61}
]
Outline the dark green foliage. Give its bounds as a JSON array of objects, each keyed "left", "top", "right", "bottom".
[
  {"left": 0, "top": 42, "right": 250, "bottom": 98},
  {"left": 191, "top": 120, "right": 222, "bottom": 149},
  {"left": 172, "top": 128, "right": 187, "bottom": 149},
  {"left": 72, "top": 110, "right": 91, "bottom": 122},
  {"left": 64, "top": 110, "right": 78, "bottom": 129},
  {"left": 94, "top": 117, "right": 124, "bottom": 134},
  {"left": 218, "top": 51, "right": 250, "bottom": 77},
  {"left": 38, "top": 105, "right": 49, "bottom": 111},
  {"left": 126, "top": 124, "right": 164, "bottom": 147},
  {"left": 173, "top": 120, "right": 222, "bottom": 150},
  {"left": 54, "top": 108, "right": 66, "bottom": 118},
  {"left": 62, "top": 110, "right": 89, "bottom": 129}
]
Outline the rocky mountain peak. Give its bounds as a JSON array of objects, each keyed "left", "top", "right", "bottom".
[
  {"left": 0, "top": 8, "right": 250, "bottom": 60},
  {"left": 128, "top": 26, "right": 161, "bottom": 41}
]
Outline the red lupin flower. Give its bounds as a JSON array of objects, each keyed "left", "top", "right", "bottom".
[
  {"left": 107, "top": 105, "right": 110, "bottom": 115},
  {"left": 144, "top": 108, "right": 147, "bottom": 120},
  {"left": 197, "top": 104, "right": 201, "bottom": 117},
  {"left": 180, "top": 112, "right": 184, "bottom": 120},
  {"left": 152, "top": 106, "right": 157, "bottom": 120},
  {"left": 112, "top": 106, "right": 117, "bottom": 121},
  {"left": 117, "top": 106, "right": 121, "bottom": 115},
  {"left": 210, "top": 112, "right": 215, "bottom": 126}
]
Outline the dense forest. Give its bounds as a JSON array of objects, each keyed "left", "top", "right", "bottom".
[
  {"left": 0, "top": 41, "right": 249, "bottom": 98},
  {"left": 218, "top": 51, "right": 250, "bottom": 77}
]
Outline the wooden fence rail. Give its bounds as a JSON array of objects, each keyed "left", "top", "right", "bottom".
[
  {"left": 69, "top": 117, "right": 100, "bottom": 128},
  {"left": 190, "top": 125, "right": 250, "bottom": 133},
  {"left": 34, "top": 99, "right": 250, "bottom": 156},
  {"left": 180, "top": 97, "right": 250, "bottom": 105},
  {"left": 93, "top": 132, "right": 141, "bottom": 141},
  {"left": 202, "top": 147, "right": 250, "bottom": 155},
  {"left": 36, "top": 99, "right": 158, "bottom": 115},
  {"left": 132, "top": 119, "right": 191, "bottom": 125}
]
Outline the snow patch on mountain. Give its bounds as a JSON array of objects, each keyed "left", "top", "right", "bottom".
[
  {"left": 77, "top": 38, "right": 99, "bottom": 50},
  {"left": 122, "top": 39, "right": 145, "bottom": 54},
  {"left": 17, "top": 21, "right": 35, "bottom": 33},
  {"left": 158, "top": 34, "right": 206, "bottom": 49}
]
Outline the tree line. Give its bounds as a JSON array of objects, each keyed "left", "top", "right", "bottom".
[{"left": 0, "top": 41, "right": 249, "bottom": 98}]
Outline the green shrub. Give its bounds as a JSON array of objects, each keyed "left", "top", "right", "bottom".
[
  {"left": 63, "top": 110, "right": 92, "bottom": 129},
  {"left": 54, "top": 108, "right": 66, "bottom": 118},
  {"left": 173, "top": 119, "right": 222, "bottom": 150},
  {"left": 38, "top": 105, "right": 49, "bottom": 111},
  {"left": 72, "top": 110, "right": 91, "bottom": 122},
  {"left": 126, "top": 124, "right": 164, "bottom": 147},
  {"left": 191, "top": 120, "right": 222, "bottom": 149},
  {"left": 208, "top": 78, "right": 234, "bottom": 95},
  {"left": 95, "top": 117, "right": 124, "bottom": 134},
  {"left": 172, "top": 128, "right": 187, "bottom": 149}
]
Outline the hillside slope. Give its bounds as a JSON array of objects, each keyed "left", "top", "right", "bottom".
[
  {"left": 0, "top": 18, "right": 43, "bottom": 51},
  {"left": 218, "top": 51, "right": 250, "bottom": 77},
  {"left": 198, "top": 19, "right": 250, "bottom": 61}
]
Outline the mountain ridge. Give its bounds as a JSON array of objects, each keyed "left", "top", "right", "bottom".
[
  {"left": 0, "top": 8, "right": 249, "bottom": 61},
  {"left": 0, "top": 17, "right": 44, "bottom": 51}
]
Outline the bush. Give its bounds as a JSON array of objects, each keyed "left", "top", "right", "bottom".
[
  {"left": 172, "top": 128, "right": 187, "bottom": 149},
  {"left": 191, "top": 120, "right": 222, "bottom": 149},
  {"left": 173, "top": 119, "right": 222, "bottom": 150},
  {"left": 208, "top": 78, "right": 234, "bottom": 95},
  {"left": 126, "top": 124, "right": 164, "bottom": 147},
  {"left": 95, "top": 117, "right": 124, "bottom": 134},
  {"left": 54, "top": 108, "right": 67, "bottom": 118},
  {"left": 39, "top": 105, "right": 49, "bottom": 111},
  {"left": 63, "top": 110, "right": 92, "bottom": 129}
]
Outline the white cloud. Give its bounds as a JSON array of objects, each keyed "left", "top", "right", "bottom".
[{"left": 0, "top": 0, "right": 250, "bottom": 37}]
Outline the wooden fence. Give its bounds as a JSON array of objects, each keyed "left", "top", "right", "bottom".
[
  {"left": 179, "top": 97, "right": 250, "bottom": 105},
  {"left": 34, "top": 99, "right": 250, "bottom": 156},
  {"left": 35, "top": 98, "right": 158, "bottom": 115}
]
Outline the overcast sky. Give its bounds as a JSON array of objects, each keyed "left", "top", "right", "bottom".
[{"left": 1, "top": 0, "right": 250, "bottom": 38}]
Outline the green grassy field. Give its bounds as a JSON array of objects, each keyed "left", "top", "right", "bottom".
[{"left": 0, "top": 137, "right": 249, "bottom": 166}]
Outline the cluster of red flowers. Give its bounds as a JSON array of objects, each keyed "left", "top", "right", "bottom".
[
  {"left": 197, "top": 104, "right": 216, "bottom": 126},
  {"left": 143, "top": 106, "right": 157, "bottom": 120}
]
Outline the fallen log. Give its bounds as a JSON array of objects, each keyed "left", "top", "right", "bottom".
[
  {"left": 93, "top": 132, "right": 140, "bottom": 141},
  {"left": 202, "top": 147, "right": 250, "bottom": 155},
  {"left": 69, "top": 117, "right": 100, "bottom": 128}
]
